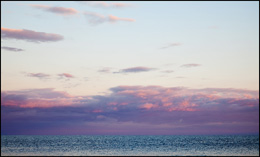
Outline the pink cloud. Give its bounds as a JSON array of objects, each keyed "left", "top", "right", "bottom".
[
  {"left": 58, "top": 73, "right": 75, "bottom": 78},
  {"left": 1, "top": 88, "right": 74, "bottom": 108},
  {"left": 108, "top": 15, "right": 135, "bottom": 22},
  {"left": 30, "top": 4, "right": 78, "bottom": 16},
  {"left": 1, "top": 27, "right": 64, "bottom": 42},
  {"left": 140, "top": 103, "right": 158, "bottom": 110},
  {"left": 1, "top": 86, "right": 259, "bottom": 135},
  {"left": 84, "top": 12, "right": 135, "bottom": 25}
]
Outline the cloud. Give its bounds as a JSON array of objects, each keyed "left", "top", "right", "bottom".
[
  {"left": 84, "top": 12, "right": 135, "bottom": 25},
  {"left": 160, "top": 43, "right": 182, "bottom": 49},
  {"left": 140, "top": 103, "right": 158, "bottom": 110},
  {"left": 24, "top": 72, "right": 76, "bottom": 81},
  {"left": 1, "top": 86, "right": 259, "bottom": 135},
  {"left": 181, "top": 63, "right": 201, "bottom": 68},
  {"left": 58, "top": 73, "right": 75, "bottom": 79},
  {"left": 1, "top": 88, "right": 73, "bottom": 108},
  {"left": 98, "top": 67, "right": 112, "bottom": 73},
  {"left": 1, "top": 27, "right": 64, "bottom": 43},
  {"left": 26, "top": 72, "right": 50, "bottom": 79},
  {"left": 115, "top": 66, "right": 156, "bottom": 73},
  {"left": 80, "top": 1, "right": 133, "bottom": 8},
  {"left": 108, "top": 15, "right": 135, "bottom": 22},
  {"left": 1, "top": 46, "right": 24, "bottom": 52},
  {"left": 161, "top": 70, "right": 174, "bottom": 73},
  {"left": 30, "top": 4, "right": 78, "bottom": 16}
]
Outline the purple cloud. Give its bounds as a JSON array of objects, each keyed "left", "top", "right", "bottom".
[
  {"left": 1, "top": 86, "right": 258, "bottom": 135},
  {"left": 1, "top": 88, "right": 73, "bottom": 108},
  {"left": 181, "top": 63, "right": 201, "bottom": 68},
  {"left": 115, "top": 66, "right": 156, "bottom": 73},
  {"left": 1, "top": 27, "right": 64, "bottom": 43},
  {"left": 1, "top": 46, "right": 24, "bottom": 52},
  {"left": 30, "top": 4, "right": 78, "bottom": 16}
]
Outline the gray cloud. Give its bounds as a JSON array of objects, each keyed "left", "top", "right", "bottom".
[
  {"left": 115, "top": 66, "right": 156, "bottom": 73},
  {"left": 26, "top": 73, "right": 50, "bottom": 79},
  {"left": 1, "top": 46, "right": 24, "bottom": 52}
]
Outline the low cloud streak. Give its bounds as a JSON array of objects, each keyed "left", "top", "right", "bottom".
[
  {"left": 26, "top": 73, "right": 50, "bottom": 79},
  {"left": 30, "top": 4, "right": 78, "bottom": 16},
  {"left": 160, "top": 43, "right": 182, "bottom": 49},
  {"left": 1, "top": 46, "right": 24, "bottom": 52},
  {"left": 1, "top": 27, "right": 64, "bottom": 43},
  {"left": 115, "top": 66, "right": 156, "bottom": 73},
  {"left": 181, "top": 63, "right": 201, "bottom": 68},
  {"left": 84, "top": 12, "right": 135, "bottom": 25}
]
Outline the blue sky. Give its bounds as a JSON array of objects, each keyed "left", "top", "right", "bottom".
[{"left": 1, "top": 1, "right": 259, "bottom": 135}]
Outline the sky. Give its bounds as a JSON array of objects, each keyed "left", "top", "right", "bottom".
[{"left": 1, "top": 1, "right": 259, "bottom": 135}]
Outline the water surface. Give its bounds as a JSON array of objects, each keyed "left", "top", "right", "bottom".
[{"left": 1, "top": 135, "right": 259, "bottom": 156}]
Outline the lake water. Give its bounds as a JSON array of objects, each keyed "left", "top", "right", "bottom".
[{"left": 1, "top": 135, "right": 259, "bottom": 156}]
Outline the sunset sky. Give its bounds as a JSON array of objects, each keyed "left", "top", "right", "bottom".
[{"left": 1, "top": 1, "right": 259, "bottom": 135}]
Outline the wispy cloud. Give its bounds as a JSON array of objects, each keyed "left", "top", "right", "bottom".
[
  {"left": 84, "top": 12, "right": 135, "bottom": 25},
  {"left": 30, "top": 4, "right": 79, "bottom": 16},
  {"left": 98, "top": 67, "right": 112, "bottom": 73},
  {"left": 1, "top": 86, "right": 259, "bottom": 135},
  {"left": 161, "top": 70, "right": 174, "bottom": 73},
  {"left": 160, "top": 43, "right": 182, "bottom": 49},
  {"left": 108, "top": 15, "right": 135, "bottom": 22},
  {"left": 1, "top": 27, "right": 64, "bottom": 43},
  {"left": 26, "top": 72, "right": 50, "bottom": 80},
  {"left": 1, "top": 46, "right": 24, "bottom": 52},
  {"left": 181, "top": 63, "right": 201, "bottom": 68},
  {"left": 80, "top": 1, "right": 133, "bottom": 8},
  {"left": 58, "top": 73, "right": 75, "bottom": 79},
  {"left": 115, "top": 66, "right": 156, "bottom": 73}
]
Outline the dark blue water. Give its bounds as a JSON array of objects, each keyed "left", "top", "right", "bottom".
[{"left": 1, "top": 135, "right": 259, "bottom": 156}]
